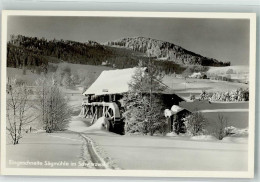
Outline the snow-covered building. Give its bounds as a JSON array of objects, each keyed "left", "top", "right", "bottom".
[
  {"left": 81, "top": 67, "right": 186, "bottom": 134},
  {"left": 82, "top": 67, "right": 185, "bottom": 107}
]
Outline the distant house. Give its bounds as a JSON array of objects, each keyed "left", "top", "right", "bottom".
[
  {"left": 189, "top": 72, "right": 208, "bottom": 79},
  {"left": 101, "top": 61, "right": 109, "bottom": 66}
]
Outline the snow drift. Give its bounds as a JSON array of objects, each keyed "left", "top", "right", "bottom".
[
  {"left": 191, "top": 135, "right": 218, "bottom": 141},
  {"left": 85, "top": 117, "right": 108, "bottom": 131}
]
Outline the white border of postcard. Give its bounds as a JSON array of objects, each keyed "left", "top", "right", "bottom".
[{"left": 1, "top": 10, "right": 256, "bottom": 178}]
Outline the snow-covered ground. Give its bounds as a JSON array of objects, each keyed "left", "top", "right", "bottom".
[
  {"left": 199, "top": 108, "right": 248, "bottom": 113},
  {"left": 67, "top": 115, "right": 248, "bottom": 171},
  {"left": 86, "top": 131, "right": 248, "bottom": 171},
  {"left": 5, "top": 106, "right": 249, "bottom": 171},
  {"left": 6, "top": 131, "right": 86, "bottom": 169}
]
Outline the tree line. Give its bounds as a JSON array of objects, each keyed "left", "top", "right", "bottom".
[{"left": 7, "top": 35, "right": 188, "bottom": 75}]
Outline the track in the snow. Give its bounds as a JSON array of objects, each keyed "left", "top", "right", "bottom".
[{"left": 80, "top": 134, "right": 110, "bottom": 169}]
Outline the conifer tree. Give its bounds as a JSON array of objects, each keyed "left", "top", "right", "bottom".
[{"left": 123, "top": 60, "right": 167, "bottom": 135}]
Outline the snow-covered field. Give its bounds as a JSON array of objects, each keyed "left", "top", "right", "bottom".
[
  {"left": 6, "top": 131, "right": 86, "bottom": 169},
  {"left": 87, "top": 132, "right": 247, "bottom": 171},
  {"left": 163, "top": 75, "right": 248, "bottom": 101},
  {"left": 163, "top": 75, "right": 248, "bottom": 94},
  {"left": 67, "top": 114, "right": 248, "bottom": 171},
  {"left": 207, "top": 65, "right": 249, "bottom": 83},
  {"left": 179, "top": 101, "right": 249, "bottom": 130},
  {"left": 162, "top": 65, "right": 249, "bottom": 98},
  {"left": 207, "top": 65, "right": 249, "bottom": 75}
]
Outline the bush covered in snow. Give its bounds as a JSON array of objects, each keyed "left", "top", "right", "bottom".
[
  {"left": 199, "top": 90, "right": 212, "bottom": 101},
  {"left": 199, "top": 88, "right": 249, "bottom": 102},
  {"left": 224, "top": 126, "right": 248, "bottom": 137},
  {"left": 183, "top": 111, "right": 208, "bottom": 136}
]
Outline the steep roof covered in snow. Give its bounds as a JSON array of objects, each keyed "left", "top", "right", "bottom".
[
  {"left": 83, "top": 68, "right": 143, "bottom": 96},
  {"left": 171, "top": 105, "right": 185, "bottom": 114},
  {"left": 82, "top": 68, "right": 186, "bottom": 103},
  {"left": 164, "top": 105, "right": 191, "bottom": 117}
]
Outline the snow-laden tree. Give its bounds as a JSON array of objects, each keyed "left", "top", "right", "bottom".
[
  {"left": 184, "top": 111, "right": 207, "bottom": 136},
  {"left": 35, "top": 75, "right": 71, "bottom": 133},
  {"left": 122, "top": 60, "right": 167, "bottom": 136},
  {"left": 199, "top": 88, "right": 249, "bottom": 102},
  {"left": 6, "top": 78, "right": 36, "bottom": 144}
]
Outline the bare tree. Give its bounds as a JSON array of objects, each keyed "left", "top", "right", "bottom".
[
  {"left": 35, "top": 75, "right": 71, "bottom": 133},
  {"left": 6, "top": 78, "right": 35, "bottom": 144},
  {"left": 214, "top": 114, "right": 229, "bottom": 140}
]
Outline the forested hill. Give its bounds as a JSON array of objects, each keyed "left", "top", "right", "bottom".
[
  {"left": 106, "top": 37, "right": 230, "bottom": 67},
  {"left": 7, "top": 35, "right": 113, "bottom": 68},
  {"left": 7, "top": 35, "right": 229, "bottom": 75}
]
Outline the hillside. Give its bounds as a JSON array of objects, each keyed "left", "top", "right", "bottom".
[
  {"left": 106, "top": 37, "right": 230, "bottom": 66},
  {"left": 8, "top": 35, "right": 112, "bottom": 67},
  {"left": 8, "top": 35, "right": 188, "bottom": 74},
  {"left": 7, "top": 35, "right": 230, "bottom": 76}
]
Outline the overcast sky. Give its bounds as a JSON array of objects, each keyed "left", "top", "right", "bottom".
[{"left": 7, "top": 16, "right": 250, "bottom": 65}]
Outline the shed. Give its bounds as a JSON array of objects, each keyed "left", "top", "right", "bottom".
[{"left": 165, "top": 105, "right": 191, "bottom": 133}]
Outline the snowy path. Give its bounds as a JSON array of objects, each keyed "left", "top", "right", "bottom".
[{"left": 68, "top": 117, "right": 116, "bottom": 169}]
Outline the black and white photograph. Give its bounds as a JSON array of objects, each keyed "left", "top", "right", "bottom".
[{"left": 0, "top": 11, "right": 256, "bottom": 178}]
